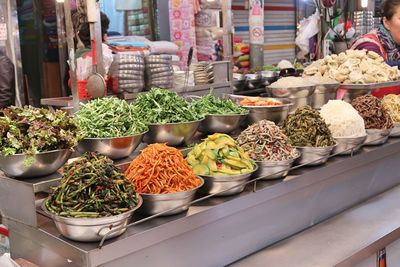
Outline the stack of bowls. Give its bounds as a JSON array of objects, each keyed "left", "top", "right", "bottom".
[
  {"left": 109, "top": 54, "right": 145, "bottom": 93},
  {"left": 145, "top": 55, "right": 174, "bottom": 89}
]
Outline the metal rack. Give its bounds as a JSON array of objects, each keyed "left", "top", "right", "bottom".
[{"left": 2, "top": 137, "right": 400, "bottom": 266}]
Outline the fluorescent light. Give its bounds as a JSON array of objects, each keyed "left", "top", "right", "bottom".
[
  {"left": 56, "top": 0, "right": 64, "bottom": 2},
  {"left": 361, "top": 0, "right": 368, "bottom": 8}
]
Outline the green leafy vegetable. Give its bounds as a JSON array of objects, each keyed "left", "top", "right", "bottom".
[
  {"left": 45, "top": 152, "right": 139, "bottom": 218},
  {"left": 133, "top": 88, "right": 203, "bottom": 124},
  {"left": 75, "top": 97, "right": 147, "bottom": 138},
  {"left": 0, "top": 106, "right": 82, "bottom": 158},
  {"left": 190, "top": 91, "right": 248, "bottom": 117}
]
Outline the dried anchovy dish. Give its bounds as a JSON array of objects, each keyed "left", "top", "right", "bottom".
[
  {"left": 351, "top": 94, "right": 393, "bottom": 129},
  {"left": 237, "top": 120, "right": 298, "bottom": 161},
  {"left": 282, "top": 105, "right": 336, "bottom": 147},
  {"left": 45, "top": 152, "right": 139, "bottom": 218},
  {"left": 382, "top": 94, "right": 400, "bottom": 123}
]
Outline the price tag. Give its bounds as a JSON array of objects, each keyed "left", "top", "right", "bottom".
[{"left": 0, "top": 24, "right": 7, "bottom": 41}]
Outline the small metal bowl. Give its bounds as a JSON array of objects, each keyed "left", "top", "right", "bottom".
[
  {"left": 311, "top": 83, "right": 341, "bottom": 109},
  {"left": 77, "top": 132, "right": 147, "bottom": 160},
  {"left": 144, "top": 119, "right": 203, "bottom": 146},
  {"left": 390, "top": 123, "right": 400, "bottom": 137},
  {"left": 198, "top": 113, "right": 248, "bottom": 134},
  {"left": 139, "top": 178, "right": 204, "bottom": 216},
  {"left": 41, "top": 196, "right": 143, "bottom": 242},
  {"left": 333, "top": 135, "right": 367, "bottom": 155},
  {"left": 364, "top": 128, "right": 392, "bottom": 146},
  {"left": 198, "top": 165, "right": 258, "bottom": 196},
  {"left": 295, "top": 144, "right": 336, "bottom": 166},
  {"left": 0, "top": 149, "right": 72, "bottom": 178},
  {"left": 254, "top": 152, "right": 300, "bottom": 180}
]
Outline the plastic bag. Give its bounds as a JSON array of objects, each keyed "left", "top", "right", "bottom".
[
  {"left": 0, "top": 254, "right": 19, "bottom": 267},
  {"left": 295, "top": 11, "right": 320, "bottom": 54}
]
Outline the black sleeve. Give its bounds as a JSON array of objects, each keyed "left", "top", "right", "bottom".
[{"left": 0, "top": 56, "right": 15, "bottom": 108}]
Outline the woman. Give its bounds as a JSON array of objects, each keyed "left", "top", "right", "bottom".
[{"left": 351, "top": 0, "right": 400, "bottom": 96}]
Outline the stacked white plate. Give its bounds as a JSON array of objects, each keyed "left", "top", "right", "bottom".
[{"left": 109, "top": 54, "right": 145, "bottom": 93}]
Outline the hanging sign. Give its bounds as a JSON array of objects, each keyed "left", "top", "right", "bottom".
[{"left": 249, "top": 0, "right": 264, "bottom": 45}]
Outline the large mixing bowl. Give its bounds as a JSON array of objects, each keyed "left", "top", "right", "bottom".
[
  {"left": 224, "top": 94, "right": 293, "bottom": 125},
  {"left": 364, "top": 128, "right": 392, "bottom": 146},
  {"left": 390, "top": 123, "right": 400, "bottom": 137},
  {"left": 77, "top": 132, "right": 147, "bottom": 160},
  {"left": 198, "top": 113, "right": 248, "bottom": 134},
  {"left": 0, "top": 149, "right": 72, "bottom": 178},
  {"left": 311, "top": 83, "right": 341, "bottom": 109},
  {"left": 266, "top": 85, "right": 316, "bottom": 111},
  {"left": 254, "top": 152, "right": 300, "bottom": 180},
  {"left": 295, "top": 144, "right": 336, "bottom": 166},
  {"left": 144, "top": 119, "right": 203, "bottom": 146},
  {"left": 333, "top": 135, "right": 367, "bottom": 155},
  {"left": 41, "top": 195, "right": 143, "bottom": 242},
  {"left": 198, "top": 165, "right": 258, "bottom": 196},
  {"left": 139, "top": 177, "right": 204, "bottom": 216}
]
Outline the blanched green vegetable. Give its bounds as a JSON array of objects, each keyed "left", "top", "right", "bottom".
[
  {"left": 190, "top": 91, "right": 248, "bottom": 117},
  {"left": 75, "top": 97, "right": 147, "bottom": 138},
  {"left": 0, "top": 106, "right": 81, "bottom": 157},
  {"left": 133, "top": 88, "right": 203, "bottom": 124}
]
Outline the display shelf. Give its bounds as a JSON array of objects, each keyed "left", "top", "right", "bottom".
[{"left": 4, "top": 138, "right": 400, "bottom": 267}]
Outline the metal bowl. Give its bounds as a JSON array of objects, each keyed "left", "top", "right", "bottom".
[
  {"left": 198, "top": 165, "right": 258, "bottom": 196},
  {"left": 77, "top": 132, "right": 147, "bottom": 160},
  {"left": 198, "top": 114, "right": 248, "bottom": 134},
  {"left": 144, "top": 119, "right": 203, "bottom": 146},
  {"left": 295, "top": 144, "right": 336, "bottom": 166},
  {"left": 41, "top": 195, "right": 143, "bottom": 242},
  {"left": 390, "top": 123, "right": 400, "bottom": 137},
  {"left": 332, "top": 135, "right": 367, "bottom": 155},
  {"left": 139, "top": 178, "right": 204, "bottom": 216},
  {"left": 311, "top": 83, "right": 341, "bottom": 109},
  {"left": 266, "top": 85, "right": 316, "bottom": 99},
  {"left": 0, "top": 149, "right": 72, "bottom": 178},
  {"left": 364, "top": 128, "right": 392, "bottom": 146},
  {"left": 254, "top": 152, "right": 300, "bottom": 180}
]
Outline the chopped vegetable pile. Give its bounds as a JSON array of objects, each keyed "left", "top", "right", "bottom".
[
  {"left": 190, "top": 91, "right": 248, "bottom": 116},
  {"left": 75, "top": 97, "right": 147, "bottom": 138},
  {"left": 133, "top": 88, "right": 203, "bottom": 124},
  {"left": 0, "top": 106, "right": 81, "bottom": 157},
  {"left": 45, "top": 152, "right": 139, "bottom": 218},
  {"left": 187, "top": 133, "right": 254, "bottom": 176},
  {"left": 240, "top": 97, "right": 283, "bottom": 107},
  {"left": 237, "top": 120, "right": 298, "bottom": 161},
  {"left": 125, "top": 143, "right": 201, "bottom": 194}
]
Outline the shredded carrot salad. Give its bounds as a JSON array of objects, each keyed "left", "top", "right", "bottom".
[{"left": 125, "top": 144, "right": 201, "bottom": 194}]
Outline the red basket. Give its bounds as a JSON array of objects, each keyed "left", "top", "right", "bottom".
[{"left": 77, "top": 80, "right": 92, "bottom": 100}]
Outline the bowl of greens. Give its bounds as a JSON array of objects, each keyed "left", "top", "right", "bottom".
[
  {"left": 189, "top": 91, "right": 248, "bottom": 134},
  {"left": 0, "top": 106, "right": 81, "bottom": 178},
  {"left": 75, "top": 97, "right": 148, "bottom": 159},
  {"left": 134, "top": 88, "right": 204, "bottom": 146}
]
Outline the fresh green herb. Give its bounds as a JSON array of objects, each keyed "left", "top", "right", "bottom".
[
  {"left": 263, "top": 65, "right": 280, "bottom": 71},
  {"left": 75, "top": 97, "right": 147, "bottom": 138},
  {"left": 190, "top": 90, "right": 248, "bottom": 117},
  {"left": 133, "top": 88, "right": 203, "bottom": 124},
  {"left": 0, "top": 106, "right": 82, "bottom": 161},
  {"left": 282, "top": 105, "right": 335, "bottom": 147},
  {"left": 45, "top": 152, "right": 139, "bottom": 218}
]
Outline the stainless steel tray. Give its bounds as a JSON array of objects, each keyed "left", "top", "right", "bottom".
[{"left": 340, "top": 80, "right": 400, "bottom": 90}]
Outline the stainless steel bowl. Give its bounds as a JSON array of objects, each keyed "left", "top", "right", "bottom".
[
  {"left": 254, "top": 153, "right": 300, "bottom": 180},
  {"left": 144, "top": 119, "right": 203, "bottom": 146},
  {"left": 364, "top": 128, "right": 392, "bottom": 146},
  {"left": 333, "top": 135, "right": 367, "bottom": 155},
  {"left": 0, "top": 149, "right": 72, "bottom": 178},
  {"left": 198, "top": 114, "right": 248, "bottom": 134},
  {"left": 233, "top": 73, "right": 245, "bottom": 81},
  {"left": 295, "top": 144, "right": 336, "bottom": 166},
  {"left": 311, "top": 83, "right": 341, "bottom": 109},
  {"left": 261, "top": 70, "right": 279, "bottom": 78},
  {"left": 390, "top": 123, "right": 400, "bottom": 137},
  {"left": 41, "top": 196, "right": 143, "bottom": 242},
  {"left": 198, "top": 165, "right": 258, "bottom": 196},
  {"left": 266, "top": 85, "right": 316, "bottom": 99},
  {"left": 139, "top": 178, "right": 204, "bottom": 216},
  {"left": 77, "top": 132, "right": 147, "bottom": 160}
]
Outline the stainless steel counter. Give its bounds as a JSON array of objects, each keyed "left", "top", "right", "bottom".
[{"left": 4, "top": 139, "right": 400, "bottom": 267}]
